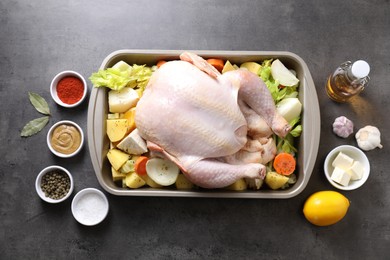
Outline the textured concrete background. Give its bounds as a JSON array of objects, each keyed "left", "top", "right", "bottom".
[{"left": 1, "top": 0, "right": 389, "bottom": 259}]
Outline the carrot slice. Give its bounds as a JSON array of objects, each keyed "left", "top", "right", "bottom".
[
  {"left": 206, "top": 58, "right": 225, "bottom": 73},
  {"left": 156, "top": 60, "right": 167, "bottom": 68},
  {"left": 134, "top": 156, "right": 149, "bottom": 175},
  {"left": 273, "top": 153, "right": 296, "bottom": 176}
]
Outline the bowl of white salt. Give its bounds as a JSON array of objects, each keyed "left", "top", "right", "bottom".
[{"left": 71, "top": 188, "right": 109, "bottom": 226}]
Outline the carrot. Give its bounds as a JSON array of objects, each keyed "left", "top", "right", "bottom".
[
  {"left": 156, "top": 60, "right": 167, "bottom": 68},
  {"left": 134, "top": 156, "right": 149, "bottom": 175},
  {"left": 273, "top": 152, "right": 296, "bottom": 176},
  {"left": 206, "top": 58, "right": 225, "bottom": 73}
]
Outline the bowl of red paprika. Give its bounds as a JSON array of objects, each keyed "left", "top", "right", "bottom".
[{"left": 50, "top": 70, "right": 87, "bottom": 108}]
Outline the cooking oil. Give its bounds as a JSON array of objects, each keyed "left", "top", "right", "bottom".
[{"left": 326, "top": 60, "right": 370, "bottom": 102}]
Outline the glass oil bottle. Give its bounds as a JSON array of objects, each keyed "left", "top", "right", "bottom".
[{"left": 326, "top": 60, "right": 370, "bottom": 102}]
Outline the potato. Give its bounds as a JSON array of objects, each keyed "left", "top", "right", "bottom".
[
  {"left": 111, "top": 167, "right": 126, "bottom": 182},
  {"left": 140, "top": 174, "right": 162, "bottom": 188},
  {"left": 175, "top": 174, "right": 194, "bottom": 190},
  {"left": 265, "top": 171, "right": 289, "bottom": 190},
  {"left": 222, "top": 60, "right": 236, "bottom": 74},
  {"left": 106, "top": 119, "right": 128, "bottom": 142},
  {"left": 226, "top": 178, "right": 247, "bottom": 191},
  {"left": 107, "top": 148, "right": 130, "bottom": 170},
  {"left": 120, "top": 107, "right": 136, "bottom": 134},
  {"left": 125, "top": 172, "right": 146, "bottom": 189},
  {"left": 107, "top": 113, "right": 120, "bottom": 119},
  {"left": 240, "top": 62, "right": 261, "bottom": 74}
]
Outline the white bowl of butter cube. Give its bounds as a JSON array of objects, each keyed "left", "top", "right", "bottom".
[{"left": 324, "top": 145, "right": 370, "bottom": 190}]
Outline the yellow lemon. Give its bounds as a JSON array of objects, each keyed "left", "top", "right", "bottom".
[{"left": 303, "top": 191, "right": 350, "bottom": 226}]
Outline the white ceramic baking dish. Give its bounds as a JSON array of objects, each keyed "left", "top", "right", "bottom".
[{"left": 87, "top": 50, "right": 320, "bottom": 198}]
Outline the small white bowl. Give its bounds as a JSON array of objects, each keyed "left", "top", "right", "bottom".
[
  {"left": 36, "top": 165, "right": 74, "bottom": 203},
  {"left": 324, "top": 145, "right": 370, "bottom": 190},
  {"left": 71, "top": 188, "right": 109, "bottom": 226},
  {"left": 47, "top": 120, "right": 84, "bottom": 158},
  {"left": 50, "top": 70, "right": 87, "bottom": 108}
]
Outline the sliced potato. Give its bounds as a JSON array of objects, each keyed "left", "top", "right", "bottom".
[
  {"left": 107, "top": 148, "right": 130, "bottom": 171},
  {"left": 120, "top": 107, "right": 136, "bottom": 134},
  {"left": 140, "top": 174, "right": 163, "bottom": 188},
  {"left": 125, "top": 172, "right": 146, "bottom": 189},
  {"left": 240, "top": 62, "right": 261, "bottom": 74},
  {"left": 175, "top": 174, "right": 194, "bottom": 190},
  {"left": 226, "top": 178, "right": 247, "bottom": 191},
  {"left": 265, "top": 171, "right": 289, "bottom": 190},
  {"left": 106, "top": 119, "right": 128, "bottom": 142},
  {"left": 107, "top": 113, "right": 120, "bottom": 119},
  {"left": 222, "top": 60, "right": 236, "bottom": 74},
  {"left": 111, "top": 167, "right": 126, "bottom": 182}
]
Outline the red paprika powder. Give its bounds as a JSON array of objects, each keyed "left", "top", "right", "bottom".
[{"left": 56, "top": 76, "right": 84, "bottom": 104}]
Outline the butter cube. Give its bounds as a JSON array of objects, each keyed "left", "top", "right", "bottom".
[
  {"left": 331, "top": 167, "right": 351, "bottom": 186},
  {"left": 332, "top": 152, "right": 354, "bottom": 170},
  {"left": 348, "top": 160, "right": 364, "bottom": 181}
]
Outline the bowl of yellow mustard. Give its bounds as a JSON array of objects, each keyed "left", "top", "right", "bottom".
[{"left": 47, "top": 120, "right": 84, "bottom": 158}]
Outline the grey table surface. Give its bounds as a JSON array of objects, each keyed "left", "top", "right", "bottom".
[{"left": 1, "top": 0, "right": 389, "bottom": 259}]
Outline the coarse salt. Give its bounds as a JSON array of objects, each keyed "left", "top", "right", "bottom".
[{"left": 73, "top": 192, "right": 108, "bottom": 225}]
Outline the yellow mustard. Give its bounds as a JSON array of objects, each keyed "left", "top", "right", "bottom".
[{"left": 51, "top": 124, "right": 81, "bottom": 154}]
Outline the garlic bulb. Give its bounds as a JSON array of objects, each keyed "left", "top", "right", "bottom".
[
  {"left": 333, "top": 116, "right": 354, "bottom": 138},
  {"left": 355, "top": 125, "right": 383, "bottom": 151}
]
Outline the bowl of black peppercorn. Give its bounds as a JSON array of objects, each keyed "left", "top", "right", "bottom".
[{"left": 35, "top": 165, "right": 74, "bottom": 203}]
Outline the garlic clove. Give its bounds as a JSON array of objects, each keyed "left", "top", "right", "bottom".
[{"left": 333, "top": 116, "right": 354, "bottom": 138}]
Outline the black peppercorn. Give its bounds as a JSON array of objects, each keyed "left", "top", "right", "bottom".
[{"left": 40, "top": 170, "right": 70, "bottom": 200}]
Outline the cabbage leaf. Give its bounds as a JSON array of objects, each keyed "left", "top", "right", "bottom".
[
  {"left": 259, "top": 59, "right": 302, "bottom": 155},
  {"left": 89, "top": 64, "right": 155, "bottom": 92}
]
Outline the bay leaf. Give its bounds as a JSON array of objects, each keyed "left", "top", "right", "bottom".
[
  {"left": 28, "top": 92, "right": 50, "bottom": 115},
  {"left": 20, "top": 116, "right": 50, "bottom": 137}
]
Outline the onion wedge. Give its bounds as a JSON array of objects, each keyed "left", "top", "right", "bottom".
[
  {"left": 146, "top": 158, "right": 179, "bottom": 186},
  {"left": 271, "top": 59, "right": 299, "bottom": 87}
]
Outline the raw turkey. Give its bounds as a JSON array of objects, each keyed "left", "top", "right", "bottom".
[{"left": 135, "top": 52, "right": 291, "bottom": 188}]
